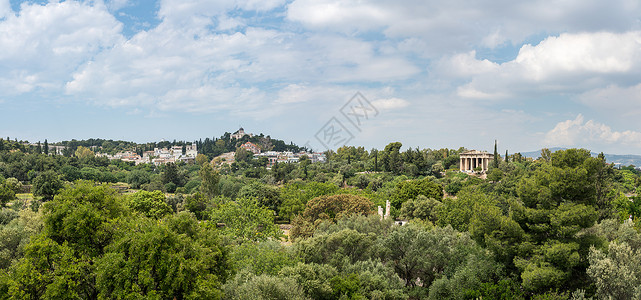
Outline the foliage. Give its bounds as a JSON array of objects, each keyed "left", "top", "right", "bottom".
[
  {"left": 42, "top": 180, "right": 126, "bottom": 257},
  {"left": 296, "top": 228, "right": 378, "bottom": 270},
  {"left": 2, "top": 236, "right": 86, "bottom": 299},
  {"left": 291, "top": 194, "right": 373, "bottom": 240},
  {"left": 127, "top": 169, "right": 151, "bottom": 189},
  {"left": 238, "top": 181, "right": 281, "bottom": 212},
  {"left": 230, "top": 240, "right": 299, "bottom": 276},
  {"left": 279, "top": 181, "right": 339, "bottom": 221},
  {"left": 127, "top": 190, "right": 173, "bottom": 219},
  {"left": 211, "top": 197, "right": 281, "bottom": 243},
  {"left": 199, "top": 163, "right": 220, "bottom": 199},
  {"left": 0, "top": 209, "right": 43, "bottom": 269},
  {"left": 223, "top": 272, "right": 309, "bottom": 300},
  {"left": 279, "top": 262, "right": 338, "bottom": 300},
  {"left": 32, "top": 170, "right": 63, "bottom": 201},
  {"left": 391, "top": 177, "right": 443, "bottom": 210},
  {"left": 0, "top": 184, "right": 15, "bottom": 207},
  {"left": 302, "top": 194, "right": 373, "bottom": 222},
  {"left": 399, "top": 195, "right": 442, "bottom": 223},
  {"left": 95, "top": 212, "right": 228, "bottom": 299}
]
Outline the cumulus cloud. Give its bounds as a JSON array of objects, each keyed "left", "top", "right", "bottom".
[
  {"left": 63, "top": 7, "right": 419, "bottom": 113},
  {"left": 0, "top": 1, "right": 122, "bottom": 95},
  {"left": 451, "top": 31, "right": 641, "bottom": 99},
  {"left": 0, "top": 0, "right": 10, "bottom": 19},
  {"left": 287, "top": 0, "right": 641, "bottom": 55},
  {"left": 544, "top": 114, "right": 641, "bottom": 148}
]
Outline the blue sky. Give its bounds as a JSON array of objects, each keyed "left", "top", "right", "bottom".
[{"left": 1, "top": 0, "right": 641, "bottom": 154}]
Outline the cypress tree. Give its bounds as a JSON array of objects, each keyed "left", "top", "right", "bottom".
[
  {"left": 36, "top": 141, "right": 42, "bottom": 154},
  {"left": 373, "top": 150, "right": 378, "bottom": 171},
  {"left": 44, "top": 139, "right": 49, "bottom": 155},
  {"left": 0, "top": 138, "right": 4, "bottom": 151},
  {"left": 493, "top": 140, "right": 498, "bottom": 168},
  {"left": 505, "top": 150, "right": 508, "bottom": 162}
]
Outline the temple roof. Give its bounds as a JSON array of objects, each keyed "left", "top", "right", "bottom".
[{"left": 460, "top": 150, "right": 492, "bottom": 155}]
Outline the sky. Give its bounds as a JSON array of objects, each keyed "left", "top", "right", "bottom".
[{"left": 1, "top": 0, "right": 641, "bottom": 154}]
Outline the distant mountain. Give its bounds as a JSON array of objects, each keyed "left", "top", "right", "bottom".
[{"left": 520, "top": 148, "right": 641, "bottom": 167}]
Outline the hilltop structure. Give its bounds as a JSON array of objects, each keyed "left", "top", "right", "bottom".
[{"left": 231, "top": 127, "right": 253, "bottom": 140}]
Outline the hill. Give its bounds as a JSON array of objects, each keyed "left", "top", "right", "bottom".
[{"left": 521, "top": 148, "right": 641, "bottom": 167}]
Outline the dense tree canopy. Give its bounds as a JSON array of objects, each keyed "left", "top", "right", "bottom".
[{"left": 0, "top": 139, "right": 640, "bottom": 299}]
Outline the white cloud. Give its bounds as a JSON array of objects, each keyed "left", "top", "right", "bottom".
[
  {"left": 436, "top": 51, "right": 498, "bottom": 78},
  {"left": 0, "top": 0, "right": 10, "bottom": 19},
  {"left": 106, "top": 0, "right": 130, "bottom": 11},
  {"left": 371, "top": 98, "right": 409, "bottom": 110},
  {"left": 451, "top": 31, "right": 641, "bottom": 99},
  {"left": 0, "top": 1, "right": 122, "bottom": 95},
  {"left": 287, "top": 0, "right": 641, "bottom": 55},
  {"left": 544, "top": 114, "right": 641, "bottom": 148},
  {"left": 63, "top": 5, "right": 420, "bottom": 113}
]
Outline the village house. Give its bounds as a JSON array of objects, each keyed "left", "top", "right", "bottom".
[
  {"left": 240, "top": 141, "right": 261, "bottom": 154},
  {"left": 109, "top": 144, "right": 198, "bottom": 165}
]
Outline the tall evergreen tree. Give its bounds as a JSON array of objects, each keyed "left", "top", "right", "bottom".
[
  {"left": 373, "top": 149, "right": 378, "bottom": 171},
  {"left": 493, "top": 140, "right": 498, "bottom": 168},
  {"left": 0, "top": 138, "right": 4, "bottom": 151},
  {"left": 505, "top": 150, "right": 508, "bottom": 163},
  {"left": 43, "top": 139, "right": 49, "bottom": 155},
  {"left": 36, "top": 141, "right": 42, "bottom": 154}
]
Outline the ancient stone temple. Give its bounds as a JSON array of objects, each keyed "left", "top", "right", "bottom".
[{"left": 459, "top": 150, "right": 493, "bottom": 172}]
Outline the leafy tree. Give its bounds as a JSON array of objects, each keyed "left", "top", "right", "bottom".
[
  {"left": 165, "top": 181, "right": 177, "bottom": 193},
  {"left": 196, "top": 153, "right": 209, "bottom": 166},
  {"left": 210, "top": 197, "right": 281, "bottom": 243},
  {"left": 126, "top": 169, "right": 151, "bottom": 189},
  {"left": 32, "top": 170, "right": 63, "bottom": 201},
  {"left": 341, "top": 260, "right": 408, "bottom": 300},
  {"left": 199, "top": 163, "right": 220, "bottom": 199},
  {"left": 3, "top": 178, "right": 21, "bottom": 194},
  {"left": 223, "top": 272, "right": 309, "bottom": 300},
  {"left": 0, "top": 209, "right": 43, "bottom": 269},
  {"left": 279, "top": 181, "right": 339, "bottom": 221},
  {"left": 95, "top": 213, "right": 229, "bottom": 299},
  {"left": 0, "top": 185, "right": 15, "bottom": 207},
  {"left": 378, "top": 224, "right": 498, "bottom": 291},
  {"left": 399, "top": 195, "right": 442, "bottom": 223},
  {"left": 42, "top": 181, "right": 126, "bottom": 258},
  {"left": 291, "top": 194, "right": 373, "bottom": 240},
  {"left": 230, "top": 241, "right": 300, "bottom": 276},
  {"left": 43, "top": 139, "right": 48, "bottom": 155},
  {"left": 162, "top": 162, "right": 180, "bottom": 186},
  {"left": 487, "top": 168, "right": 503, "bottom": 182},
  {"left": 127, "top": 190, "right": 173, "bottom": 219},
  {"left": 235, "top": 148, "right": 252, "bottom": 163},
  {"left": 238, "top": 181, "right": 281, "bottom": 212},
  {"left": 279, "top": 262, "right": 338, "bottom": 300},
  {"left": 60, "top": 165, "right": 81, "bottom": 182},
  {"left": 302, "top": 194, "right": 372, "bottom": 223},
  {"left": 80, "top": 167, "right": 101, "bottom": 182},
  {"left": 391, "top": 177, "right": 443, "bottom": 210},
  {"left": 297, "top": 228, "right": 378, "bottom": 267},
  {"left": 74, "top": 146, "right": 95, "bottom": 160},
  {"left": 382, "top": 142, "right": 402, "bottom": 174},
  {"left": 183, "top": 192, "right": 210, "bottom": 220},
  {"left": 2, "top": 236, "right": 85, "bottom": 299}
]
